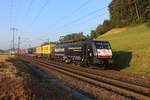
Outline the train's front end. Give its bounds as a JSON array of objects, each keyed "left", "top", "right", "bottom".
[{"left": 94, "top": 41, "right": 113, "bottom": 66}]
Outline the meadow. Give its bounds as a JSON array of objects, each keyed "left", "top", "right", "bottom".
[{"left": 97, "top": 24, "right": 150, "bottom": 76}]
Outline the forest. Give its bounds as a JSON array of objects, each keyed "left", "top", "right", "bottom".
[
  {"left": 62, "top": 0, "right": 150, "bottom": 41},
  {"left": 91, "top": 0, "right": 150, "bottom": 38}
]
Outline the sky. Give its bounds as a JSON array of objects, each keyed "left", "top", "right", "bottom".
[{"left": 0, "top": 0, "right": 112, "bottom": 50}]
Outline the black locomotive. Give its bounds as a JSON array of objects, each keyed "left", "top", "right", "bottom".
[{"left": 51, "top": 40, "right": 113, "bottom": 67}]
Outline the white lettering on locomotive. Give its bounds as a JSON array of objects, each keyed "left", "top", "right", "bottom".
[
  {"left": 68, "top": 47, "right": 82, "bottom": 50},
  {"left": 68, "top": 47, "right": 82, "bottom": 52},
  {"left": 54, "top": 48, "right": 65, "bottom": 52}
]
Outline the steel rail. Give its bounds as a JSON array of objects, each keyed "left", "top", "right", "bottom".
[
  {"left": 30, "top": 57, "right": 150, "bottom": 95},
  {"left": 19, "top": 56, "right": 150, "bottom": 100}
]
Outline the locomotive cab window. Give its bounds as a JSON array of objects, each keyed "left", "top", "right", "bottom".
[{"left": 95, "top": 42, "right": 111, "bottom": 49}]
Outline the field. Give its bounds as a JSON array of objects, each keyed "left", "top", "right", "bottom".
[
  {"left": 0, "top": 55, "right": 75, "bottom": 100},
  {"left": 97, "top": 24, "right": 150, "bottom": 76}
]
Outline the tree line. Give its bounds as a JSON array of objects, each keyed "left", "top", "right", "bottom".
[
  {"left": 59, "top": 32, "right": 86, "bottom": 42},
  {"left": 91, "top": 0, "right": 150, "bottom": 38},
  {"left": 61, "top": 0, "right": 150, "bottom": 41}
]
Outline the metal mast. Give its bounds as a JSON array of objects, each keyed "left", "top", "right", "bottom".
[{"left": 11, "top": 27, "right": 18, "bottom": 54}]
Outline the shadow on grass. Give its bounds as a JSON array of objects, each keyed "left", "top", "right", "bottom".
[{"left": 112, "top": 51, "right": 132, "bottom": 71}]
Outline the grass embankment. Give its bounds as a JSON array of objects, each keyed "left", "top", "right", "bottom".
[{"left": 97, "top": 24, "right": 150, "bottom": 76}]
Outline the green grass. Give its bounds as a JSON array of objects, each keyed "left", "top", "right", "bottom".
[{"left": 97, "top": 24, "right": 150, "bottom": 76}]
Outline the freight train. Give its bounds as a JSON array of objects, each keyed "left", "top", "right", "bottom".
[
  {"left": 35, "top": 44, "right": 55, "bottom": 56},
  {"left": 19, "top": 39, "right": 113, "bottom": 67}
]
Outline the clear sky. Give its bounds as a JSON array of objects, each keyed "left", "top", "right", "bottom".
[{"left": 0, "top": 0, "right": 112, "bottom": 50}]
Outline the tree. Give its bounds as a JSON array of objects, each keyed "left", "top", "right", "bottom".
[
  {"left": 61, "top": 32, "right": 86, "bottom": 41},
  {"left": 109, "top": 0, "right": 149, "bottom": 27},
  {"left": 146, "top": 0, "right": 150, "bottom": 20},
  {"left": 95, "top": 24, "right": 105, "bottom": 36},
  {"left": 103, "top": 20, "right": 113, "bottom": 32},
  {"left": 90, "top": 30, "right": 97, "bottom": 38}
]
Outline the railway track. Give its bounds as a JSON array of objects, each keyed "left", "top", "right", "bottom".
[{"left": 18, "top": 56, "right": 150, "bottom": 100}]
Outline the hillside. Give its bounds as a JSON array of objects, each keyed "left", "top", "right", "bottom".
[
  {"left": 0, "top": 49, "right": 9, "bottom": 55},
  {"left": 97, "top": 24, "right": 150, "bottom": 76},
  {"left": 0, "top": 49, "right": 5, "bottom": 53}
]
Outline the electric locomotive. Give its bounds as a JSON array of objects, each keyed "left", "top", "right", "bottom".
[{"left": 51, "top": 40, "right": 113, "bottom": 67}]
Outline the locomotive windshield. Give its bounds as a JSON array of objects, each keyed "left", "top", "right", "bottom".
[{"left": 95, "top": 41, "right": 111, "bottom": 49}]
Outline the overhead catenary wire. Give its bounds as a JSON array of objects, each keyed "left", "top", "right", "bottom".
[
  {"left": 9, "top": 0, "right": 14, "bottom": 28},
  {"left": 17, "top": 0, "right": 35, "bottom": 29},
  {"left": 60, "top": 13, "right": 107, "bottom": 34},
  {"left": 53, "top": 6, "right": 107, "bottom": 32},
  {"left": 70, "top": 0, "right": 92, "bottom": 15},
  {"left": 44, "top": 0, "right": 94, "bottom": 38},
  {"left": 54, "top": 0, "right": 93, "bottom": 24},
  {"left": 30, "top": 0, "right": 51, "bottom": 25},
  {"left": 9, "top": 0, "right": 18, "bottom": 51},
  {"left": 25, "top": 0, "right": 35, "bottom": 16},
  {"left": 24, "top": 0, "right": 109, "bottom": 42},
  {"left": 44, "top": 6, "right": 108, "bottom": 39},
  {"left": 60, "top": 13, "right": 108, "bottom": 36},
  {"left": 20, "top": 37, "right": 33, "bottom": 49},
  {"left": 10, "top": 0, "right": 18, "bottom": 27}
]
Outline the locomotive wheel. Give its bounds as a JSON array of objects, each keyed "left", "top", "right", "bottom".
[
  {"left": 65, "top": 59, "right": 71, "bottom": 64},
  {"left": 82, "top": 60, "right": 90, "bottom": 67},
  {"left": 80, "top": 61, "right": 86, "bottom": 67},
  {"left": 86, "top": 61, "right": 90, "bottom": 67}
]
